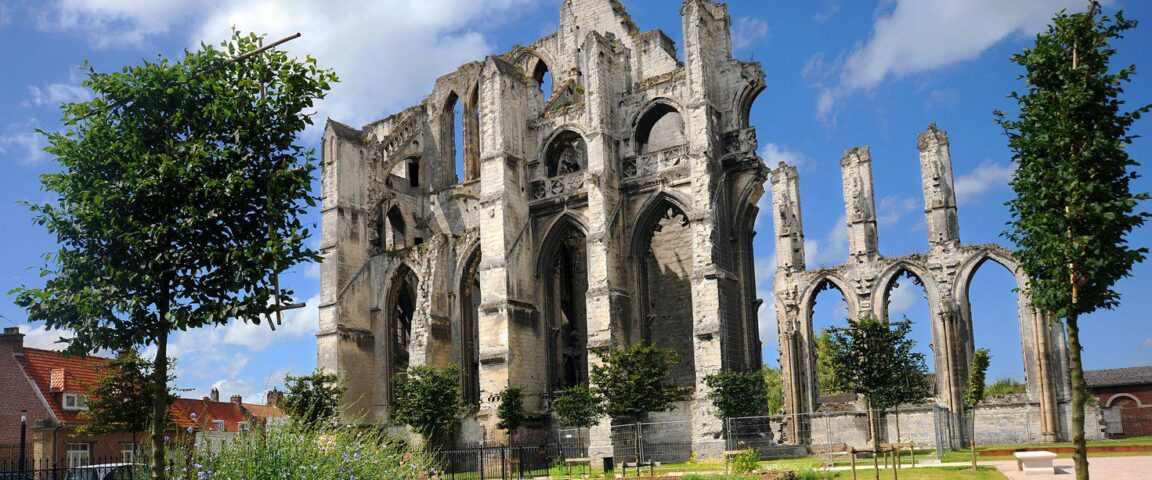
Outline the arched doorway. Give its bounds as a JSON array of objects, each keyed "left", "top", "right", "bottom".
[
  {"left": 385, "top": 266, "right": 418, "bottom": 406},
  {"left": 460, "top": 249, "right": 482, "bottom": 407},
  {"left": 540, "top": 218, "right": 589, "bottom": 391},
  {"left": 635, "top": 198, "right": 695, "bottom": 386}
]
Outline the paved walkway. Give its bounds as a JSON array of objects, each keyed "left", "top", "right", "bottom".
[{"left": 985, "top": 455, "right": 1152, "bottom": 479}]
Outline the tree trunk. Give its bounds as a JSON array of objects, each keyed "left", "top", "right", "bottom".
[
  {"left": 970, "top": 406, "right": 977, "bottom": 470},
  {"left": 895, "top": 405, "right": 901, "bottom": 443},
  {"left": 150, "top": 309, "right": 170, "bottom": 480},
  {"left": 1067, "top": 312, "right": 1090, "bottom": 480}
]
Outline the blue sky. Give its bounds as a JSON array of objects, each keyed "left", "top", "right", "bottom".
[{"left": 1, "top": 0, "right": 1149, "bottom": 401}]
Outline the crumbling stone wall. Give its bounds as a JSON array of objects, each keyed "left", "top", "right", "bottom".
[
  {"left": 319, "top": 0, "right": 767, "bottom": 453},
  {"left": 771, "top": 124, "right": 1084, "bottom": 449}
]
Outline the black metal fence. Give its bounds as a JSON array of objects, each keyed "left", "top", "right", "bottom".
[
  {"left": 437, "top": 443, "right": 559, "bottom": 480},
  {"left": 0, "top": 456, "right": 138, "bottom": 480}
]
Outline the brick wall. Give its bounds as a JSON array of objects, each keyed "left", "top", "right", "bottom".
[
  {"left": 1093, "top": 384, "right": 1152, "bottom": 435},
  {"left": 0, "top": 329, "right": 53, "bottom": 463}
]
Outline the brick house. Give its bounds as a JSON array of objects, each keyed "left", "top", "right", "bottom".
[
  {"left": 169, "top": 390, "right": 287, "bottom": 450},
  {"left": 0, "top": 327, "right": 138, "bottom": 468},
  {"left": 1086, "top": 366, "right": 1152, "bottom": 437}
]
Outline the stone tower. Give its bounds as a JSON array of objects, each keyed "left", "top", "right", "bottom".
[{"left": 319, "top": 0, "right": 767, "bottom": 455}]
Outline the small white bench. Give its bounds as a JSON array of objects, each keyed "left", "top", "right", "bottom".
[{"left": 1014, "top": 451, "right": 1057, "bottom": 474}]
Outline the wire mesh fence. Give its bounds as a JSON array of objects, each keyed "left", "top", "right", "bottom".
[{"left": 435, "top": 443, "right": 557, "bottom": 480}]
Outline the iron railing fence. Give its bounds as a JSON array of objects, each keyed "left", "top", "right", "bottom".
[
  {"left": 0, "top": 456, "right": 139, "bottom": 480},
  {"left": 436, "top": 443, "right": 558, "bottom": 480}
]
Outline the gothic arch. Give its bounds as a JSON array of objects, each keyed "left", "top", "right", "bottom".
[
  {"left": 733, "top": 79, "right": 765, "bottom": 129},
  {"left": 536, "top": 214, "right": 590, "bottom": 391},
  {"left": 458, "top": 245, "right": 482, "bottom": 407},
  {"left": 799, "top": 273, "right": 858, "bottom": 325},
  {"left": 385, "top": 206, "right": 407, "bottom": 250},
  {"left": 954, "top": 247, "right": 1028, "bottom": 300},
  {"left": 383, "top": 263, "right": 419, "bottom": 406},
  {"left": 730, "top": 183, "right": 764, "bottom": 370},
  {"left": 631, "top": 98, "right": 687, "bottom": 154},
  {"left": 541, "top": 127, "right": 588, "bottom": 177},
  {"left": 873, "top": 260, "right": 941, "bottom": 322}
]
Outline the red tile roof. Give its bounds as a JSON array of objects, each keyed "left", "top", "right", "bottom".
[
  {"left": 19, "top": 348, "right": 110, "bottom": 424},
  {"left": 169, "top": 398, "right": 283, "bottom": 433}
]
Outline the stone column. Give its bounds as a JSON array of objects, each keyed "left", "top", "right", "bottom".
[
  {"left": 840, "top": 147, "right": 880, "bottom": 265},
  {"left": 475, "top": 56, "right": 539, "bottom": 441},
  {"left": 579, "top": 31, "right": 631, "bottom": 460},
  {"left": 917, "top": 124, "right": 961, "bottom": 248},
  {"left": 770, "top": 164, "right": 812, "bottom": 443}
]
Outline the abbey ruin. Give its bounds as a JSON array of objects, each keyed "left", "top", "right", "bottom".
[{"left": 318, "top": 0, "right": 1099, "bottom": 457}]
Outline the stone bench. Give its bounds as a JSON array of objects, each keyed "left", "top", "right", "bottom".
[
  {"left": 562, "top": 457, "right": 592, "bottom": 475},
  {"left": 1014, "top": 451, "right": 1057, "bottom": 474}
]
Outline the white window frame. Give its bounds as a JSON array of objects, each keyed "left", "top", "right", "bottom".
[
  {"left": 212, "top": 420, "right": 225, "bottom": 431},
  {"left": 238, "top": 422, "right": 250, "bottom": 433},
  {"left": 67, "top": 442, "right": 90, "bottom": 468},
  {"left": 121, "top": 442, "right": 136, "bottom": 463},
  {"left": 62, "top": 393, "right": 89, "bottom": 411}
]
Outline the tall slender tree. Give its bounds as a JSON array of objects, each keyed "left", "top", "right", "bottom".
[
  {"left": 964, "top": 348, "right": 991, "bottom": 471},
  {"left": 12, "top": 32, "right": 336, "bottom": 479},
  {"left": 997, "top": 4, "right": 1148, "bottom": 478}
]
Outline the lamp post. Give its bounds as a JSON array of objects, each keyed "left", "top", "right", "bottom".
[{"left": 19, "top": 410, "right": 27, "bottom": 474}]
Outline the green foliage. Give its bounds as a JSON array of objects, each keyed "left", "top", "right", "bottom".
[
  {"left": 826, "top": 317, "right": 931, "bottom": 412},
  {"left": 986, "top": 377, "right": 1027, "bottom": 397},
  {"left": 590, "top": 342, "right": 692, "bottom": 422},
  {"left": 391, "top": 364, "right": 464, "bottom": 444},
  {"left": 148, "top": 423, "right": 432, "bottom": 480},
  {"left": 79, "top": 351, "right": 175, "bottom": 436},
  {"left": 762, "top": 366, "right": 784, "bottom": 415},
  {"left": 704, "top": 370, "right": 768, "bottom": 420},
  {"left": 552, "top": 383, "right": 603, "bottom": 429},
  {"left": 732, "top": 449, "right": 760, "bottom": 474},
  {"left": 496, "top": 385, "right": 526, "bottom": 438},
  {"left": 998, "top": 5, "right": 1149, "bottom": 321},
  {"left": 282, "top": 369, "right": 346, "bottom": 426},
  {"left": 10, "top": 31, "right": 336, "bottom": 479},
  {"left": 815, "top": 328, "right": 840, "bottom": 395},
  {"left": 965, "top": 349, "right": 991, "bottom": 407}
]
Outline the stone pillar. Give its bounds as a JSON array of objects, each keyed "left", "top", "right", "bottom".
[
  {"left": 840, "top": 147, "right": 880, "bottom": 264},
  {"left": 770, "top": 163, "right": 812, "bottom": 443},
  {"left": 917, "top": 124, "right": 961, "bottom": 248},
  {"left": 317, "top": 121, "right": 379, "bottom": 423},
  {"left": 682, "top": 0, "right": 734, "bottom": 458},
  {"left": 580, "top": 31, "right": 631, "bottom": 460},
  {"left": 475, "top": 56, "right": 539, "bottom": 440}
]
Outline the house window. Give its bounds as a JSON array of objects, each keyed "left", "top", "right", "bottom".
[
  {"left": 212, "top": 420, "right": 225, "bottom": 432},
  {"left": 67, "top": 443, "right": 90, "bottom": 468},
  {"left": 63, "top": 393, "right": 89, "bottom": 411},
  {"left": 120, "top": 442, "right": 136, "bottom": 463},
  {"left": 238, "top": 422, "right": 250, "bottom": 433}
]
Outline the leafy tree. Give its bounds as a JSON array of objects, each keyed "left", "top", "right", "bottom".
[
  {"left": 281, "top": 369, "right": 346, "bottom": 427},
  {"left": 552, "top": 384, "right": 603, "bottom": 456},
  {"left": 826, "top": 317, "right": 930, "bottom": 451},
  {"left": 391, "top": 364, "right": 465, "bottom": 446},
  {"left": 703, "top": 370, "right": 768, "bottom": 420},
  {"left": 79, "top": 351, "right": 176, "bottom": 454},
  {"left": 762, "top": 366, "right": 784, "bottom": 415},
  {"left": 11, "top": 32, "right": 336, "bottom": 479},
  {"left": 997, "top": 3, "right": 1149, "bottom": 477},
  {"left": 965, "top": 348, "right": 992, "bottom": 470},
  {"left": 496, "top": 386, "right": 526, "bottom": 445},
  {"left": 589, "top": 342, "right": 692, "bottom": 423},
  {"left": 814, "top": 328, "right": 840, "bottom": 396}
]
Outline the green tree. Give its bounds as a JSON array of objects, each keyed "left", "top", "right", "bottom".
[
  {"left": 704, "top": 370, "right": 768, "bottom": 420},
  {"left": 815, "top": 328, "right": 840, "bottom": 396},
  {"left": 11, "top": 32, "right": 336, "bottom": 479},
  {"left": 391, "top": 364, "right": 465, "bottom": 446},
  {"left": 79, "top": 351, "right": 175, "bottom": 455},
  {"left": 281, "top": 369, "right": 346, "bottom": 427},
  {"left": 552, "top": 384, "right": 603, "bottom": 456},
  {"left": 997, "top": 4, "right": 1149, "bottom": 477},
  {"left": 965, "top": 348, "right": 992, "bottom": 470},
  {"left": 827, "top": 317, "right": 930, "bottom": 452},
  {"left": 589, "top": 342, "right": 692, "bottom": 423},
  {"left": 496, "top": 386, "right": 527, "bottom": 445},
  {"left": 762, "top": 366, "right": 784, "bottom": 415}
]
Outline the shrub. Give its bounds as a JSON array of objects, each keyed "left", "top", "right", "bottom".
[
  {"left": 704, "top": 370, "right": 768, "bottom": 420},
  {"left": 986, "top": 377, "right": 1027, "bottom": 396},
  {"left": 732, "top": 449, "right": 760, "bottom": 474},
  {"left": 282, "top": 369, "right": 346, "bottom": 426},
  {"left": 497, "top": 385, "right": 526, "bottom": 442},
  {"left": 392, "top": 364, "right": 465, "bottom": 445}
]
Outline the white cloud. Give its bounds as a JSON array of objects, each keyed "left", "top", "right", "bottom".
[
  {"left": 37, "top": 0, "right": 539, "bottom": 128},
  {"left": 805, "top": 215, "right": 847, "bottom": 268},
  {"left": 813, "top": 2, "right": 842, "bottom": 23},
  {"left": 14, "top": 323, "right": 74, "bottom": 350},
  {"left": 731, "top": 16, "right": 769, "bottom": 50},
  {"left": 759, "top": 142, "right": 806, "bottom": 169},
  {"left": 0, "top": 123, "right": 49, "bottom": 166},
  {"left": 1140, "top": 337, "right": 1152, "bottom": 352},
  {"left": 815, "top": 0, "right": 1093, "bottom": 122},
  {"left": 0, "top": 3, "right": 11, "bottom": 27},
  {"left": 26, "top": 83, "right": 92, "bottom": 107},
  {"left": 886, "top": 276, "right": 922, "bottom": 316},
  {"left": 878, "top": 195, "right": 918, "bottom": 227},
  {"left": 955, "top": 160, "right": 1015, "bottom": 205},
  {"left": 755, "top": 253, "right": 778, "bottom": 366},
  {"left": 221, "top": 294, "right": 320, "bottom": 350}
]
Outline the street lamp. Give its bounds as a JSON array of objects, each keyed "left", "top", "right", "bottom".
[{"left": 19, "top": 409, "right": 27, "bottom": 474}]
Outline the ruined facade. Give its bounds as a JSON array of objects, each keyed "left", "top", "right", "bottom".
[
  {"left": 319, "top": 0, "right": 766, "bottom": 454},
  {"left": 771, "top": 125, "right": 1089, "bottom": 448}
]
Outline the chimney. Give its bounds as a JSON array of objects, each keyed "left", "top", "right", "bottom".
[
  {"left": 1, "top": 327, "right": 25, "bottom": 355},
  {"left": 210, "top": 388, "right": 220, "bottom": 402},
  {"left": 230, "top": 395, "right": 242, "bottom": 405},
  {"left": 266, "top": 389, "right": 284, "bottom": 407}
]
